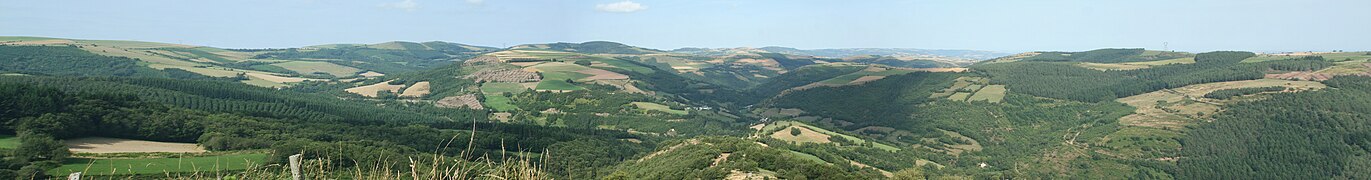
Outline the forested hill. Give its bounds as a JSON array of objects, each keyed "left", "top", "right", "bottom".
[
  {"left": 1179, "top": 76, "right": 1371, "bottom": 179},
  {"left": 974, "top": 51, "right": 1331, "bottom": 102},
  {"left": 6, "top": 35, "right": 1371, "bottom": 179}
]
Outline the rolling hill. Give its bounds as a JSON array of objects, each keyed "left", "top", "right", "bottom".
[{"left": 6, "top": 35, "right": 1371, "bottom": 179}]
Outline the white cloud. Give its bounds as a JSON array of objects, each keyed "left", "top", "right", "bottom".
[
  {"left": 595, "top": 1, "right": 647, "bottom": 13},
  {"left": 380, "top": 0, "right": 419, "bottom": 11},
  {"left": 466, "top": 0, "right": 484, "bottom": 5}
]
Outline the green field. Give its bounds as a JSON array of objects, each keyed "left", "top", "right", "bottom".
[
  {"left": 482, "top": 94, "right": 518, "bottom": 111},
  {"left": 480, "top": 82, "right": 526, "bottom": 111},
  {"left": 764, "top": 121, "right": 900, "bottom": 151},
  {"left": 247, "top": 64, "right": 294, "bottom": 74},
  {"left": 531, "top": 62, "right": 593, "bottom": 72},
  {"left": 967, "top": 85, "right": 1007, "bottom": 103},
  {"left": 591, "top": 58, "right": 655, "bottom": 74},
  {"left": 631, "top": 102, "right": 688, "bottom": 115},
  {"left": 48, "top": 153, "right": 268, "bottom": 176},
  {"left": 0, "top": 135, "right": 18, "bottom": 149},
  {"left": 481, "top": 82, "right": 528, "bottom": 94},
  {"left": 535, "top": 80, "right": 584, "bottom": 91},
  {"left": 536, "top": 71, "right": 591, "bottom": 91},
  {"left": 270, "top": 61, "right": 362, "bottom": 77}
]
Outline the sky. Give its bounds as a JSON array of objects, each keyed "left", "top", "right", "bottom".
[{"left": 2, "top": 0, "right": 1369, "bottom": 53}]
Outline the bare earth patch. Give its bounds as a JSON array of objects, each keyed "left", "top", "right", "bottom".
[
  {"left": 65, "top": 137, "right": 204, "bottom": 153},
  {"left": 770, "top": 126, "right": 832, "bottom": 144},
  {"left": 1116, "top": 79, "right": 1326, "bottom": 129},
  {"left": 576, "top": 69, "right": 629, "bottom": 80},
  {"left": 359, "top": 71, "right": 385, "bottom": 77},
  {"left": 400, "top": 81, "right": 431, "bottom": 97},
  {"left": 848, "top": 76, "right": 887, "bottom": 85},
  {"left": 345, "top": 80, "right": 406, "bottom": 97},
  {"left": 909, "top": 67, "right": 969, "bottom": 72},
  {"left": 436, "top": 94, "right": 484, "bottom": 110},
  {"left": 245, "top": 72, "right": 312, "bottom": 83}
]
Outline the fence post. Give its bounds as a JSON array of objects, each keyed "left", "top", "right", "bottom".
[
  {"left": 290, "top": 154, "right": 303, "bottom": 180},
  {"left": 67, "top": 172, "right": 80, "bottom": 180}
]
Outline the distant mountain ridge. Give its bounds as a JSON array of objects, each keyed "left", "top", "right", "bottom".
[
  {"left": 510, "top": 41, "right": 664, "bottom": 54},
  {"left": 672, "top": 46, "right": 1011, "bottom": 60}
]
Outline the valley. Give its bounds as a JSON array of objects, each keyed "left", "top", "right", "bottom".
[{"left": 2, "top": 36, "right": 1369, "bottom": 179}]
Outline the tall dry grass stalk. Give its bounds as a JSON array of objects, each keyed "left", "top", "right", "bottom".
[{"left": 77, "top": 120, "right": 552, "bottom": 180}]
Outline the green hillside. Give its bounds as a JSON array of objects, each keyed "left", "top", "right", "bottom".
[{"left": 8, "top": 35, "right": 1371, "bottom": 179}]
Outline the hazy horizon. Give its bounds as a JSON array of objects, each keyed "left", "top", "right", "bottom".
[{"left": 3, "top": 0, "right": 1369, "bottom": 53}]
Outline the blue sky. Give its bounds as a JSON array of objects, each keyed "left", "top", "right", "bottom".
[{"left": 2, "top": 0, "right": 1368, "bottom": 53}]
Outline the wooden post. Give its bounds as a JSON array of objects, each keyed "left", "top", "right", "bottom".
[
  {"left": 289, "top": 154, "right": 303, "bottom": 180},
  {"left": 67, "top": 172, "right": 80, "bottom": 180}
]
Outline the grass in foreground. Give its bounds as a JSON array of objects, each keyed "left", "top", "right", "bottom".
[{"left": 48, "top": 153, "right": 268, "bottom": 176}]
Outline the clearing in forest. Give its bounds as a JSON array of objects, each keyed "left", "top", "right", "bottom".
[
  {"left": 967, "top": 85, "right": 1007, "bottom": 103},
  {"left": 934, "top": 76, "right": 1006, "bottom": 103},
  {"left": 270, "top": 61, "right": 363, "bottom": 77},
  {"left": 761, "top": 121, "right": 900, "bottom": 151},
  {"left": 345, "top": 80, "right": 406, "bottom": 97},
  {"left": 64, "top": 137, "right": 205, "bottom": 153},
  {"left": 0, "top": 135, "right": 19, "bottom": 149},
  {"left": 631, "top": 102, "right": 688, "bottom": 115},
  {"left": 1076, "top": 57, "right": 1196, "bottom": 71},
  {"left": 1116, "top": 79, "right": 1325, "bottom": 129},
  {"left": 399, "top": 81, "right": 431, "bottom": 97},
  {"left": 770, "top": 126, "right": 832, "bottom": 144}
]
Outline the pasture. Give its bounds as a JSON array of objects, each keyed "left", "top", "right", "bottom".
[
  {"left": 1096, "top": 127, "right": 1183, "bottom": 159},
  {"left": 762, "top": 121, "right": 900, "bottom": 151},
  {"left": 482, "top": 94, "right": 518, "bottom": 111},
  {"left": 0, "top": 135, "right": 18, "bottom": 149},
  {"left": 967, "top": 85, "right": 1007, "bottom": 103},
  {"left": 631, "top": 102, "right": 688, "bottom": 115},
  {"left": 481, "top": 82, "right": 529, "bottom": 94}
]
